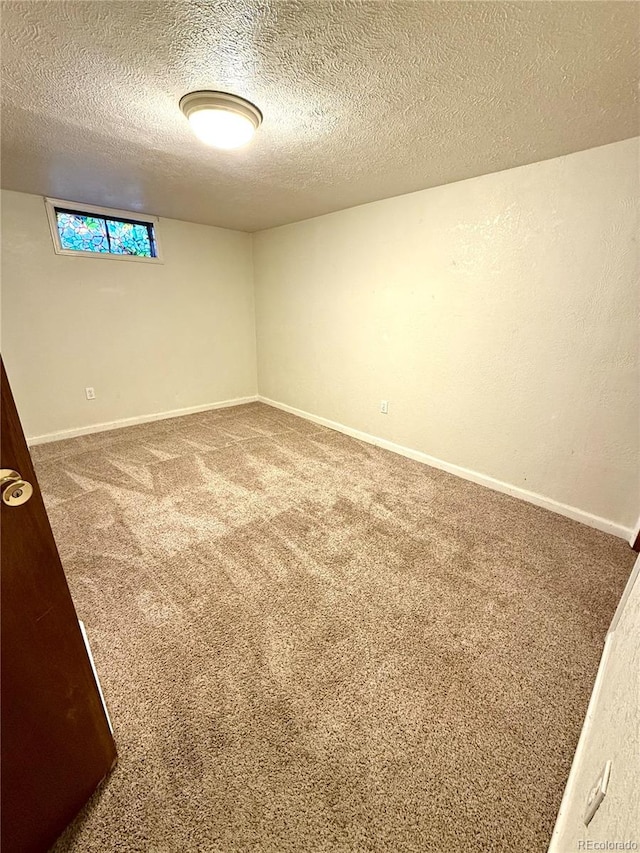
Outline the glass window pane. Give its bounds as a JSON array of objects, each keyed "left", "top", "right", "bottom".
[
  {"left": 56, "top": 212, "right": 109, "bottom": 253},
  {"left": 106, "top": 219, "right": 153, "bottom": 257},
  {"left": 54, "top": 207, "right": 157, "bottom": 258}
]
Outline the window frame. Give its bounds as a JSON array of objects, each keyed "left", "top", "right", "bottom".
[{"left": 44, "top": 197, "right": 163, "bottom": 263}]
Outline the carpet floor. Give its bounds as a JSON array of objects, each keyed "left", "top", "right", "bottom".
[{"left": 30, "top": 402, "right": 633, "bottom": 853}]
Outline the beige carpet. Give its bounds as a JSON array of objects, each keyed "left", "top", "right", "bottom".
[{"left": 31, "top": 402, "right": 633, "bottom": 853}]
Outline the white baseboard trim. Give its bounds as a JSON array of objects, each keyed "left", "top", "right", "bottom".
[
  {"left": 607, "top": 554, "right": 640, "bottom": 638},
  {"left": 259, "top": 396, "right": 632, "bottom": 541},
  {"left": 547, "top": 630, "right": 615, "bottom": 852},
  {"left": 629, "top": 516, "right": 640, "bottom": 548},
  {"left": 78, "top": 620, "right": 114, "bottom": 735},
  {"left": 27, "top": 395, "right": 259, "bottom": 446}
]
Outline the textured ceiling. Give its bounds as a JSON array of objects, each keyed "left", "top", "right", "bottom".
[{"left": 1, "top": 1, "right": 638, "bottom": 232}]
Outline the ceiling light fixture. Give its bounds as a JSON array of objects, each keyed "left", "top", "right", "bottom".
[{"left": 179, "top": 91, "right": 262, "bottom": 150}]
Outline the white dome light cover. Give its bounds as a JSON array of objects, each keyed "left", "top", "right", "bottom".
[{"left": 179, "top": 91, "right": 263, "bottom": 150}]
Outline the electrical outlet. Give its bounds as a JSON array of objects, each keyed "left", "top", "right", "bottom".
[
  {"left": 85, "top": 387, "right": 96, "bottom": 400},
  {"left": 380, "top": 400, "right": 389, "bottom": 414},
  {"left": 584, "top": 760, "right": 612, "bottom": 827}
]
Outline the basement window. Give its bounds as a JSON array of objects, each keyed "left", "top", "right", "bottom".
[{"left": 45, "top": 198, "right": 161, "bottom": 262}]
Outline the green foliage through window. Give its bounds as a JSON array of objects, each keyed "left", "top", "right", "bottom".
[{"left": 55, "top": 209, "right": 157, "bottom": 258}]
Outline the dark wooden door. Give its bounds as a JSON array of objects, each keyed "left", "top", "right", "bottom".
[{"left": 1, "top": 359, "right": 116, "bottom": 852}]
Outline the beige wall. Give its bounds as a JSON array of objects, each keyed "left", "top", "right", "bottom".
[
  {"left": 2, "top": 141, "right": 638, "bottom": 532},
  {"left": 549, "top": 556, "right": 640, "bottom": 850},
  {"left": 253, "top": 139, "right": 640, "bottom": 532},
  {"left": 1, "top": 190, "right": 257, "bottom": 439}
]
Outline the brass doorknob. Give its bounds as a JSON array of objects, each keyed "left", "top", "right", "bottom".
[{"left": 0, "top": 469, "right": 34, "bottom": 507}]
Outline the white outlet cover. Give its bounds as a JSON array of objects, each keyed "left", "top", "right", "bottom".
[
  {"left": 584, "top": 760, "right": 612, "bottom": 827},
  {"left": 85, "top": 387, "right": 96, "bottom": 400}
]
